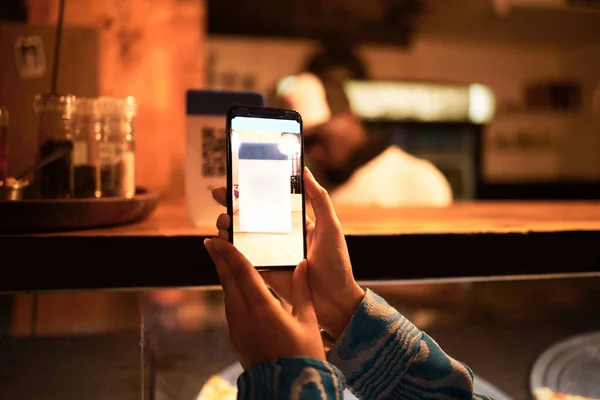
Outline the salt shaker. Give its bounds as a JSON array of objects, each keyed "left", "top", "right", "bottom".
[
  {"left": 72, "top": 98, "right": 101, "bottom": 198},
  {"left": 34, "top": 94, "right": 76, "bottom": 198},
  {"left": 98, "top": 96, "right": 136, "bottom": 198}
]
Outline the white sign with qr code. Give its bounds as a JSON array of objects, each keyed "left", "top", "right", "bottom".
[
  {"left": 186, "top": 115, "right": 228, "bottom": 227},
  {"left": 185, "top": 90, "right": 264, "bottom": 228}
]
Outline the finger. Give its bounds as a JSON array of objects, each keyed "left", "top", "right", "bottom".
[
  {"left": 291, "top": 260, "right": 318, "bottom": 325},
  {"left": 216, "top": 213, "right": 230, "bottom": 231},
  {"left": 204, "top": 239, "right": 246, "bottom": 314},
  {"left": 218, "top": 229, "right": 229, "bottom": 241},
  {"left": 261, "top": 270, "right": 293, "bottom": 303},
  {"left": 204, "top": 238, "right": 236, "bottom": 295},
  {"left": 211, "top": 186, "right": 227, "bottom": 207},
  {"left": 305, "top": 215, "right": 315, "bottom": 247},
  {"left": 305, "top": 214, "right": 314, "bottom": 226},
  {"left": 211, "top": 238, "right": 278, "bottom": 308},
  {"left": 303, "top": 167, "right": 338, "bottom": 225},
  {"left": 216, "top": 213, "right": 230, "bottom": 241},
  {"left": 305, "top": 220, "right": 315, "bottom": 248}
]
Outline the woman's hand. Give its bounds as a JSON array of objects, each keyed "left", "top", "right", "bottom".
[
  {"left": 211, "top": 167, "right": 365, "bottom": 339},
  {"left": 204, "top": 237, "right": 325, "bottom": 369}
]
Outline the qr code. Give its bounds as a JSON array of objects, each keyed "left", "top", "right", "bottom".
[{"left": 201, "top": 126, "right": 226, "bottom": 177}]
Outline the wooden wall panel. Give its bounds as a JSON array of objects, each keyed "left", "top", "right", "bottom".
[
  {"left": 12, "top": 0, "right": 206, "bottom": 336},
  {"left": 28, "top": 0, "right": 206, "bottom": 199}
]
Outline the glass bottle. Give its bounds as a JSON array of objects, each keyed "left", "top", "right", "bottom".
[
  {"left": 98, "top": 96, "right": 136, "bottom": 198},
  {"left": 72, "top": 98, "right": 101, "bottom": 198},
  {"left": 34, "top": 94, "right": 76, "bottom": 199},
  {"left": 0, "top": 107, "right": 8, "bottom": 183}
]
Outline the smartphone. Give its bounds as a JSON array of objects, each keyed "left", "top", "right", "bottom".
[{"left": 226, "top": 105, "right": 306, "bottom": 270}]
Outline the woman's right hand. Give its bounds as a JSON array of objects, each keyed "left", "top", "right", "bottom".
[
  {"left": 211, "top": 168, "right": 365, "bottom": 339},
  {"left": 204, "top": 238, "right": 325, "bottom": 370}
]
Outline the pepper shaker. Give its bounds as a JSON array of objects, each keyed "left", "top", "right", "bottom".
[
  {"left": 34, "top": 94, "right": 77, "bottom": 199},
  {"left": 98, "top": 96, "right": 136, "bottom": 198},
  {"left": 72, "top": 98, "right": 102, "bottom": 198}
]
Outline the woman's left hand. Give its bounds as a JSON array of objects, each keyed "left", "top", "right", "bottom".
[{"left": 204, "top": 237, "right": 325, "bottom": 370}]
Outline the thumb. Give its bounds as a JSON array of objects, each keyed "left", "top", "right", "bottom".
[
  {"left": 291, "top": 260, "right": 318, "bottom": 325},
  {"left": 211, "top": 186, "right": 227, "bottom": 207},
  {"left": 303, "top": 167, "right": 337, "bottom": 225}
]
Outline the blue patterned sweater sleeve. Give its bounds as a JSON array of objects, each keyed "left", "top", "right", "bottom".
[
  {"left": 327, "top": 289, "right": 493, "bottom": 400},
  {"left": 237, "top": 356, "right": 346, "bottom": 400}
]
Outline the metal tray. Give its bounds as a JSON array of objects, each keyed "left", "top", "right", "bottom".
[{"left": 0, "top": 188, "right": 159, "bottom": 233}]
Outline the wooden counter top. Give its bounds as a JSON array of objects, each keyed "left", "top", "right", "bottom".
[
  {"left": 24, "top": 200, "right": 600, "bottom": 236},
  {"left": 2, "top": 201, "right": 599, "bottom": 292},
  {"left": 330, "top": 201, "right": 600, "bottom": 234}
]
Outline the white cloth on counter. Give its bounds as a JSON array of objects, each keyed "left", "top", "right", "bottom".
[{"left": 329, "top": 145, "right": 453, "bottom": 207}]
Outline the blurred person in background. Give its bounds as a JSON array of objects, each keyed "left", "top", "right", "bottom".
[
  {"left": 275, "top": 42, "right": 452, "bottom": 207},
  {"left": 272, "top": 41, "right": 460, "bottom": 312}
]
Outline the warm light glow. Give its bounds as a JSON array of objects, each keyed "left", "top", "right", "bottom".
[
  {"left": 469, "top": 84, "right": 495, "bottom": 124},
  {"left": 277, "top": 76, "right": 497, "bottom": 124},
  {"left": 277, "top": 134, "right": 300, "bottom": 156},
  {"left": 124, "top": 96, "right": 137, "bottom": 119},
  {"left": 345, "top": 81, "right": 473, "bottom": 122}
]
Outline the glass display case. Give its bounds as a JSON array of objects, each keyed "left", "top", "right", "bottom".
[{"left": 1, "top": 201, "right": 599, "bottom": 400}]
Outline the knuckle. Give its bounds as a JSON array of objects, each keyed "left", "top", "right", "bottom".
[
  {"left": 317, "top": 186, "right": 329, "bottom": 198},
  {"left": 314, "top": 187, "right": 329, "bottom": 205}
]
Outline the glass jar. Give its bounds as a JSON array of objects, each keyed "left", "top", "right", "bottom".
[
  {"left": 72, "top": 98, "right": 102, "bottom": 198},
  {"left": 0, "top": 107, "right": 8, "bottom": 183},
  {"left": 97, "top": 97, "right": 136, "bottom": 198},
  {"left": 34, "top": 94, "right": 76, "bottom": 198}
]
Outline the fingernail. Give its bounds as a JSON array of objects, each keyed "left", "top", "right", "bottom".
[{"left": 203, "top": 238, "right": 210, "bottom": 248}]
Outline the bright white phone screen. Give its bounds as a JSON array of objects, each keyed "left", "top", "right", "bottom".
[{"left": 230, "top": 116, "right": 304, "bottom": 268}]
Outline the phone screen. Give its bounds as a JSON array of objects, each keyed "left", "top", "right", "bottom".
[{"left": 228, "top": 112, "right": 305, "bottom": 269}]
